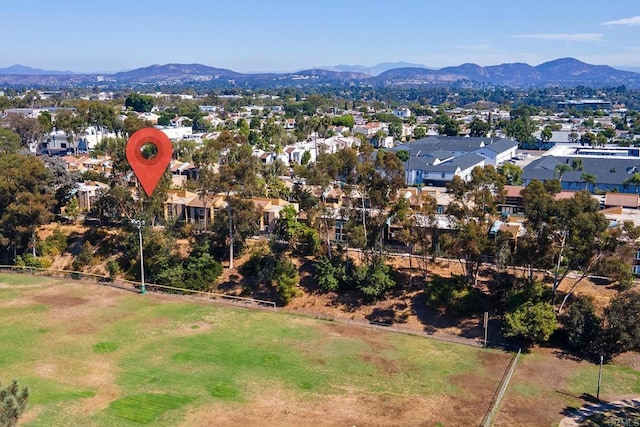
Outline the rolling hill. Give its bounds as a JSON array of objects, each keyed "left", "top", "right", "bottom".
[{"left": 0, "top": 58, "right": 639, "bottom": 88}]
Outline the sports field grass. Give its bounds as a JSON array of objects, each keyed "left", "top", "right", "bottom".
[
  {"left": 0, "top": 273, "right": 513, "bottom": 426},
  {"left": 1, "top": 272, "right": 638, "bottom": 426}
]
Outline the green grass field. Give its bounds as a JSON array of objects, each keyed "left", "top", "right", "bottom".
[
  {"left": 1, "top": 272, "right": 638, "bottom": 426},
  {"left": 0, "top": 273, "right": 512, "bottom": 426}
]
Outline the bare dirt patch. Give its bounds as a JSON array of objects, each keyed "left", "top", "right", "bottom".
[
  {"left": 27, "top": 356, "right": 120, "bottom": 414},
  {"left": 37, "top": 223, "right": 89, "bottom": 241},
  {"left": 361, "top": 353, "right": 400, "bottom": 375},
  {"left": 17, "top": 406, "right": 43, "bottom": 424},
  {"left": 180, "top": 386, "right": 476, "bottom": 427},
  {"left": 614, "top": 352, "right": 640, "bottom": 372},
  {"left": 321, "top": 321, "right": 390, "bottom": 344},
  {"left": 33, "top": 294, "right": 88, "bottom": 308},
  {"left": 75, "top": 359, "right": 121, "bottom": 413}
]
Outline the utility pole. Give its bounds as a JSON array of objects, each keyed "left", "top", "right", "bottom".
[
  {"left": 483, "top": 311, "right": 489, "bottom": 348},
  {"left": 597, "top": 354, "right": 603, "bottom": 401},
  {"left": 132, "top": 219, "right": 146, "bottom": 295}
]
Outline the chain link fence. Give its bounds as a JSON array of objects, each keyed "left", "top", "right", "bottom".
[{"left": 0, "top": 265, "right": 276, "bottom": 310}]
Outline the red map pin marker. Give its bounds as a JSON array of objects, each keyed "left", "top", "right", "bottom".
[{"left": 126, "top": 128, "right": 173, "bottom": 197}]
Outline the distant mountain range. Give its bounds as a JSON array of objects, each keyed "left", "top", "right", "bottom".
[
  {"left": 319, "top": 61, "right": 432, "bottom": 76},
  {"left": 0, "top": 64, "right": 75, "bottom": 75},
  {"left": 0, "top": 58, "right": 639, "bottom": 89}
]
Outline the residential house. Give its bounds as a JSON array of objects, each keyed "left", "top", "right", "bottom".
[
  {"left": 401, "top": 123, "right": 414, "bottom": 139},
  {"left": 253, "top": 149, "right": 276, "bottom": 165},
  {"left": 353, "top": 122, "right": 383, "bottom": 138},
  {"left": 283, "top": 141, "right": 317, "bottom": 165},
  {"left": 332, "top": 125, "right": 350, "bottom": 135},
  {"left": 163, "top": 190, "right": 226, "bottom": 229},
  {"left": 489, "top": 220, "right": 524, "bottom": 241},
  {"left": 393, "top": 136, "right": 518, "bottom": 166},
  {"left": 284, "top": 118, "right": 296, "bottom": 130},
  {"left": 38, "top": 130, "right": 72, "bottom": 155},
  {"left": 499, "top": 185, "right": 525, "bottom": 217},
  {"left": 158, "top": 126, "right": 193, "bottom": 141},
  {"left": 184, "top": 194, "right": 227, "bottom": 229},
  {"left": 402, "top": 153, "right": 486, "bottom": 186},
  {"left": 633, "top": 252, "right": 640, "bottom": 277},
  {"left": 392, "top": 107, "right": 412, "bottom": 118},
  {"left": 251, "top": 197, "right": 299, "bottom": 234},
  {"left": 76, "top": 181, "right": 110, "bottom": 212},
  {"left": 62, "top": 155, "right": 112, "bottom": 176},
  {"left": 604, "top": 193, "right": 640, "bottom": 209},
  {"left": 138, "top": 112, "right": 159, "bottom": 124},
  {"left": 61, "top": 155, "right": 91, "bottom": 173},
  {"left": 164, "top": 190, "right": 198, "bottom": 223},
  {"left": 83, "top": 156, "right": 112, "bottom": 175},
  {"left": 170, "top": 160, "right": 197, "bottom": 180},
  {"left": 164, "top": 191, "right": 298, "bottom": 234},
  {"left": 392, "top": 136, "right": 518, "bottom": 185}
]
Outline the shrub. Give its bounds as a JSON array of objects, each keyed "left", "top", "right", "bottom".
[
  {"left": 344, "top": 255, "right": 397, "bottom": 302},
  {"left": 105, "top": 259, "right": 121, "bottom": 280},
  {"left": 505, "top": 279, "right": 550, "bottom": 312},
  {"left": 72, "top": 242, "right": 95, "bottom": 271},
  {"left": 450, "top": 287, "right": 483, "bottom": 315},
  {"left": 424, "top": 275, "right": 481, "bottom": 315},
  {"left": 358, "top": 259, "right": 395, "bottom": 301},
  {"left": 273, "top": 258, "right": 299, "bottom": 305},
  {"left": 562, "top": 296, "right": 602, "bottom": 357},
  {"left": 15, "top": 254, "right": 50, "bottom": 269},
  {"left": 298, "top": 225, "right": 320, "bottom": 255},
  {"left": 37, "top": 227, "right": 68, "bottom": 256},
  {"left": 315, "top": 256, "right": 345, "bottom": 292},
  {"left": 239, "top": 244, "right": 299, "bottom": 305},
  {"left": 239, "top": 244, "right": 275, "bottom": 284},
  {"left": 182, "top": 248, "right": 223, "bottom": 292},
  {"left": 504, "top": 302, "right": 558, "bottom": 344}
]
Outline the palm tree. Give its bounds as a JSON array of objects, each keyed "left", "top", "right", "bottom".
[
  {"left": 554, "top": 163, "right": 573, "bottom": 182},
  {"left": 571, "top": 158, "right": 583, "bottom": 171},
  {"left": 624, "top": 172, "right": 640, "bottom": 193},
  {"left": 580, "top": 172, "right": 597, "bottom": 191}
]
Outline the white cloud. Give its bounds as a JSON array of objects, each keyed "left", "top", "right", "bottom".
[
  {"left": 601, "top": 16, "right": 640, "bottom": 26},
  {"left": 512, "top": 33, "right": 603, "bottom": 42}
]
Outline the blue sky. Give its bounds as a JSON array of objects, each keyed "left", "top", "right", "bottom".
[{"left": 1, "top": 0, "right": 639, "bottom": 73}]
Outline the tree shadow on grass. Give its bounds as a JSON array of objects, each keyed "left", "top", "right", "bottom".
[
  {"left": 560, "top": 393, "right": 640, "bottom": 426},
  {"left": 366, "top": 308, "right": 396, "bottom": 325},
  {"left": 550, "top": 348, "right": 588, "bottom": 363},
  {"left": 365, "top": 299, "right": 414, "bottom": 325}
]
